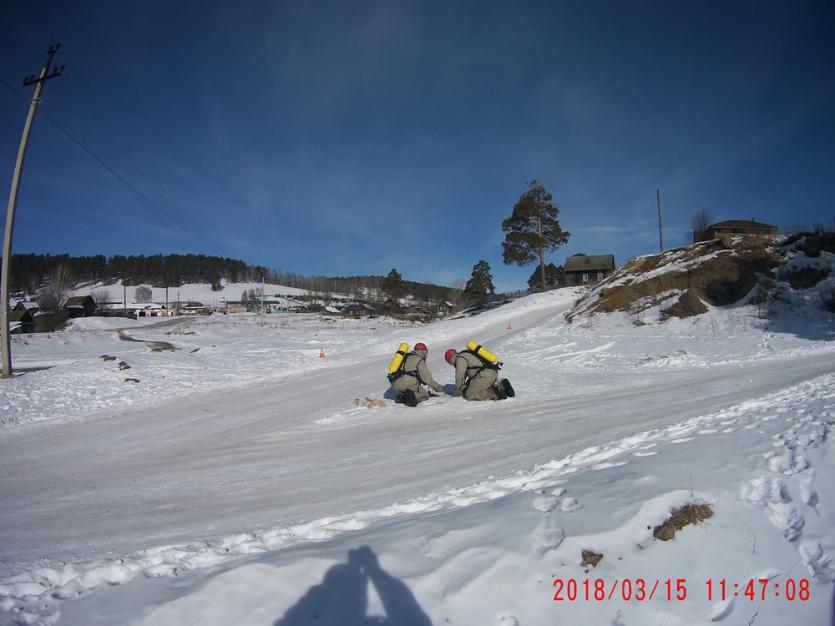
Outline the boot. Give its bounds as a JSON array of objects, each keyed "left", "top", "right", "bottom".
[
  {"left": 403, "top": 389, "right": 418, "bottom": 407},
  {"left": 395, "top": 394, "right": 405, "bottom": 404},
  {"left": 500, "top": 379, "right": 515, "bottom": 398}
]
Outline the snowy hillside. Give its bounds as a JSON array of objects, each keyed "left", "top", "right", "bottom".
[
  {"left": 568, "top": 233, "right": 835, "bottom": 328},
  {"left": 70, "top": 279, "right": 311, "bottom": 306},
  {"left": 1, "top": 272, "right": 834, "bottom": 624}
]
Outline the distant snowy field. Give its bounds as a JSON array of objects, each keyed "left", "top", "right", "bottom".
[{"left": 1, "top": 287, "right": 834, "bottom": 625}]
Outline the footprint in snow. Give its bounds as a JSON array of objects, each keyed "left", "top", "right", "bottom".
[
  {"left": 533, "top": 495, "right": 558, "bottom": 512},
  {"left": 766, "top": 448, "right": 809, "bottom": 475},
  {"left": 739, "top": 476, "right": 789, "bottom": 506},
  {"left": 799, "top": 473, "right": 818, "bottom": 507},
  {"left": 799, "top": 541, "right": 835, "bottom": 582},
  {"left": 767, "top": 502, "right": 805, "bottom": 541},
  {"left": 533, "top": 510, "right": 565, "bottom": 554},
  {"left": 560, "top": 497, "right": 583, "bottom": 512}
]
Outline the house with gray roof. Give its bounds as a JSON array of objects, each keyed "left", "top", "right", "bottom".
[
  {"left": 694, "top": 219, "right": 778, "bottom": 243},
  {"left": 563, "top": 254, "right": 616, "bottom": 286}
]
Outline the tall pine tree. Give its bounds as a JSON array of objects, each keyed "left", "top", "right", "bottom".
[
  {"left": 526, "top": 262, "right": 563, "bottom": 291},
  {"left": 382, "top": 268, "right": 405, "bottom": 301},
  {"left": 502, "top": 180, "right": 570, "bottom": 292},
  {"left": 464, "top": 260, "right": 495, "bottom": 304}
]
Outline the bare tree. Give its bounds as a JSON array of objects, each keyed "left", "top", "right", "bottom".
[
  {"left": 690, "top": 208, "right": 713, "bottom": 237},
  {"left": 92, "top": 288, "right": 112, "bottom": 307},
  {"left": 135, "top": 286, "right": 153, "bottom": 303},
  {"left": 37, "top": 263, "right": 73, "bottom": 311}
]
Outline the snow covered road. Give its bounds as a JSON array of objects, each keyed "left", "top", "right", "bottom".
[{"left": 1, "top": 303, "right": 832, "bottom": 568}]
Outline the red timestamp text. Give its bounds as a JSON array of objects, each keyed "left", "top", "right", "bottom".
[
  {"left": 551, "top": 577, "right": 812, "bottom": 603},
  {"left": 552, "top": 578, "right": 688, "bottom": 602},
  {"left": 705, "top": 578, "right": 810, "bottom": 602}
]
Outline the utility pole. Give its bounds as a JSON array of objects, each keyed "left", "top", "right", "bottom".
[
  {"left": 656, "top": 188, "right": 664, "bottom": 253},
  {"left": 1, "top": 44, "right": 64, "bottom": 379}
]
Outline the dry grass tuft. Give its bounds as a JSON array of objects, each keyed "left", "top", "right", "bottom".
[
  {"left": 653, "top": 503, "right": 714, "bottom": 541},
  {"left": 581, "top": 549, "right": 603, "bottom": 569}
]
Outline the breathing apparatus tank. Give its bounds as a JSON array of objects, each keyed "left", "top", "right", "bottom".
[
  {"left": 466, "top": 341, "right": 499, "bottom": 365},
  {"left": 388, "top": 343, "right": 410, "bottom": 374}
]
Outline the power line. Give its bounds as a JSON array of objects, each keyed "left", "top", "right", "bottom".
[
  {"left": 75, "top": 74, "right": 229, "bottom": 258},
  {"left": 1, "top": 76, "right": 230, "bottom": 259}
]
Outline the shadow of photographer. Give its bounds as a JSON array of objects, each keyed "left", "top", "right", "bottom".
[{"left": 274, "top": 545, "right": 431, "bottom": 626}]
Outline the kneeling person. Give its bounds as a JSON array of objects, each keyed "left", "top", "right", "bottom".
[
  {"left": 389, "top": 342, "right": 444, "bottom": 407},
  {"left": 445, "top": 347, "right": 514, "bottom": 401}
]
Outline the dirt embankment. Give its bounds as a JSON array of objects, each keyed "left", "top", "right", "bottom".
[{"left": 567, "top": 237, "right": 783, "bottom": 322}]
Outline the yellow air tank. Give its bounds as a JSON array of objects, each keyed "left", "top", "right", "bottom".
[
  {"left": 466, "top": 341, "right": 498, "bottom": 364},
  {"left": 388, "top": 343, "right": 410, "bottom": 374}
]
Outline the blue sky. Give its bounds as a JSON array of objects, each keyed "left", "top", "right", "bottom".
[{"left": 1, "top": 0, "right": 833, "bottom": 292}]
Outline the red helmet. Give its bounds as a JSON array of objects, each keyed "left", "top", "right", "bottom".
[
  {"left": 444, "top": 349, "right": 457, "bottom": 364},
  {"left": 414, "top": 342, "right": 428, "bottom": 352}
]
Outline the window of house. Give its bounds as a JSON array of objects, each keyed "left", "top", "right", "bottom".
[
  {"left": 582, "top": 273, "right": 589, "bottom": 283},
  {"left": 597, "top": 272, "right": 604, "bottom": 281}
]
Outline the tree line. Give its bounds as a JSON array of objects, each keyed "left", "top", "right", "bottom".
[
  {"left": 6, "top": 252, "right": 462, "bottom": 303},
  {"left": 7, "top": 253, "right": 251, "bottom": 294},
  {"left": 9, "top": 179, "right": 574, "bottom": 306}
]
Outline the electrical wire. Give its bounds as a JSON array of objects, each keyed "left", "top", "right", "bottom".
[{"left": 1, "top": 76, "right": 231, "bottom": 259}]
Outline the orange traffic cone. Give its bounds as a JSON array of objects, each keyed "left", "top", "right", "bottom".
[{"left": 319, "top": 348, "right": 326, "bottom": 358}]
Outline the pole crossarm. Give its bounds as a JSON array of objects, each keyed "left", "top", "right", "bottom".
[{"left": 23, "top": 44, "right": 64, "bottom": 87}]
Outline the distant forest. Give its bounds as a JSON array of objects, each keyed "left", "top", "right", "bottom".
[{"left": 8, "top": 253, "right": 461, "bottom": 303}]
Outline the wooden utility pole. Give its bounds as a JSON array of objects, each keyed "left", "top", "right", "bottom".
[
  {"left": 1, "top": 44, "right": 64, "bottom": 379},
  {"left": 656, "top": 188, "right": 664, "bottom": 253}
]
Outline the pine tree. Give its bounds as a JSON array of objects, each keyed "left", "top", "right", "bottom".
[
  {"left": 526, "top": 263, "right": 563, "bottom": 291},
  {"left": 463, "top": 260, "right": 495, "bottom": 304},
  {"left": 502, "top": 180, "right": 570, "bottom": 292},
  {"left": 382, "top": 268, "right": 405, "bottom": 301}
]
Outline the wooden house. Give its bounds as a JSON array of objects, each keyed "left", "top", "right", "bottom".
[
  {"left": 563, "top": 254, "right": 616, "bottom": 286},
  {"left": 63, "top": 295, "right": 97, "bottom": 318},
  {"left": 9, "top": 308, "right": 35, "bottom": 334},
  {"left": 694, "top": 220, "right": 778, "bottom": 243}
]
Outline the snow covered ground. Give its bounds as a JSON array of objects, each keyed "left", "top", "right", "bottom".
[{"left": 1, "top": 286, "right": 834, "bottom": 625}]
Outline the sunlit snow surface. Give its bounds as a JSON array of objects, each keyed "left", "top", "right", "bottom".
[{"left": 1, "top": 285, "right": 834, "bottom": 625}]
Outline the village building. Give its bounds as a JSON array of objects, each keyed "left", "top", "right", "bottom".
[
  {"left": 693, "top": 219, "right": 778, "bottom": 243},
  {"left": 134, "top": 303, "right": 171, "bottom": 318},
  {"left": 63, "top": 295, "right": 98, "bottom": 318},
  {"left": 13, "top": 301, "right": 40, "bottom": 314},
  {"left": 563, "top": 254, "right": 616, "bottom": 286},
  {"left": 339, "top": 303, "right": 376, "bottom": 318},
  {"left": 9, "top": 308, "right": 35, "bottom": 334}
]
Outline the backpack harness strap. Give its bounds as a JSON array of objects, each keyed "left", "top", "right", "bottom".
[
  {"left": 387, "top": 352, "right": 425, "bottom": 385},
  {"left": 457, "top": 350, "right": 500, "bottom": 396}
]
